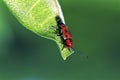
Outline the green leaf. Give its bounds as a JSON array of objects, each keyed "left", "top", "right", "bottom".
[{"left": 3, "top": 0, "right": 74, "bottom": 60}]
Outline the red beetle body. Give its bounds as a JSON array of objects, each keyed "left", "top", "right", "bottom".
[{"left": 55, "top": 16, "right": 73, "bottom": 50}]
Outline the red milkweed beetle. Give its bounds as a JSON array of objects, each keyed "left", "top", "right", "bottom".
[
  {"left": 54, "top": 16, "right": 89, "bottom": 59},
  {"left": 55, "top": 16, "right": 74, "bottom": 53}
]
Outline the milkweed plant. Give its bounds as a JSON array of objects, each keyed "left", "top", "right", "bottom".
[{"left": 3, "top": 0, "right": 74, "bottom": 60}]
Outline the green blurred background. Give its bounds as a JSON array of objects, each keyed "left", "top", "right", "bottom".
[{"left": 0, "top": 0, "right": 120, "bottom": 80}]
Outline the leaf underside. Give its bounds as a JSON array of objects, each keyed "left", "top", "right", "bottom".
[{"left": 3, "top": 0, "right": 73, "bottom": 60}]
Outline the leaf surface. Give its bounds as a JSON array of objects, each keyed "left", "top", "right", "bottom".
[{"left": 3, "top": 0, "right": 73, "bottom": 60}]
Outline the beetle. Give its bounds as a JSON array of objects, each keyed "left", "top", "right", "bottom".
[
  {"left": 54, "top": 16, "right": 89, "bottom": 58},
  {"left": 55, "top": 16, "right": 73, "bottom": 51}
]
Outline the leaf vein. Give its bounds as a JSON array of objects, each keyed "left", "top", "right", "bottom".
[{"left": 28, "top": 0, "right": 41, "bottom": 18}]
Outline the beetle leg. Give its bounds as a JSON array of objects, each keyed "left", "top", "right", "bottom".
[
  {"left": 67, "top": 48, "right": 74, "bottom": 54},
  {"left": 57, "top": 33, "right": 62, "bottom": 36},
  {"left": 51, "top": 26, "right": 63, "bottom": 36},
  {"left": 62, "top": 45, "right": 65, "bottom": 50},
  {"left": 50, "top": 26, "right": 57, "bottom": 30},
  {"left": 50, "top": 26, "right": 59, "bottom": 35},
  {"left": 61, "top": 39, "right": 66, "bottom": 50}
]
